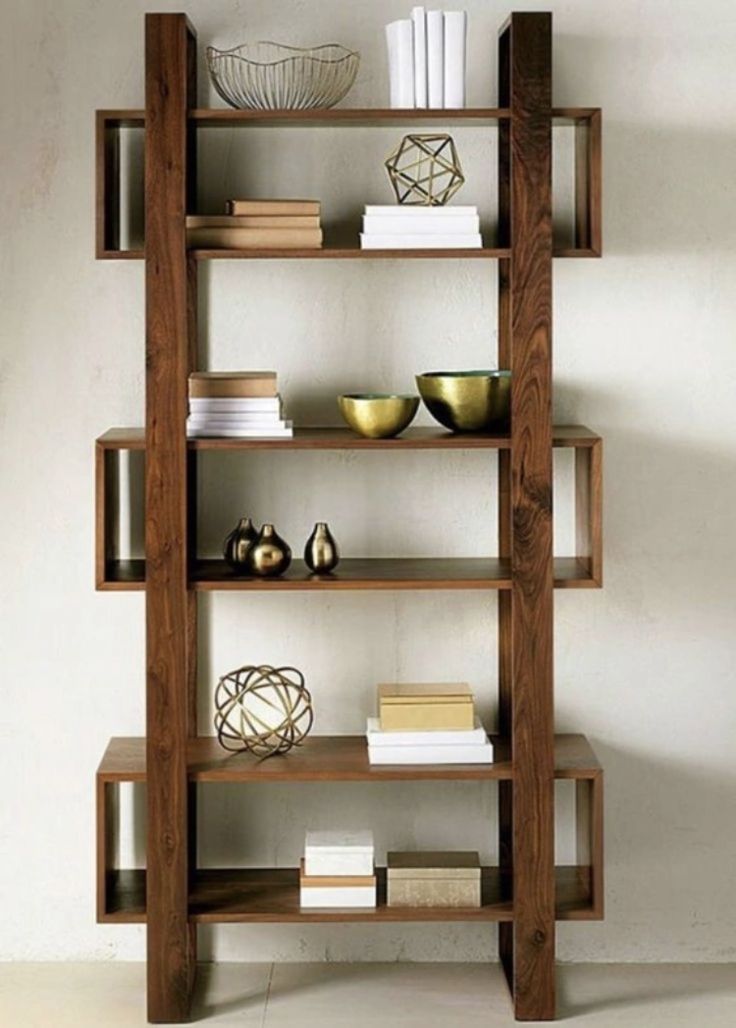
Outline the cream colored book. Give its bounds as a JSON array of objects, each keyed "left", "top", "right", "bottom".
[
  {"left": 187, "top": 215, "right": 320, "bottom": 229},
  {"left": 189, "top": 372, "right": 277, "bottom": 399},
  {"left": 187, "top": 226, "right": 323, "bottom": 249},
  {"left": 226, "top": 199, "right": 321, "bottom": 216}
]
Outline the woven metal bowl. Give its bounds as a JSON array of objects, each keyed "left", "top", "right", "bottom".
[{"left": 206, "top": 41, "right": 360, "bottom": 110}]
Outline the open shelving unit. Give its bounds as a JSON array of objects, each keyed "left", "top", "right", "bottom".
[{"left": 93, "top": 11, "right": 604, "bottom": 1022}]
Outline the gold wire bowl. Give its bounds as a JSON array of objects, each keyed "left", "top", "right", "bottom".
[{"left": 206, "top": 42, "right": 360, "bottom": 110}]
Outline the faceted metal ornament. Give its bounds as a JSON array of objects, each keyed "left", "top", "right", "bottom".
[{"left": 384, "top": 134, "right": 465, "bottom": 206}]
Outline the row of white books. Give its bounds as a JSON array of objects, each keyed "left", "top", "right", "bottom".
[
  {"left": 386, "top": 7, "right": 467, "bottom": 109},
  {"left": 186, "top": 397, "right": 293, "bottom": 439},
  {"left": 360, "top": 204, "right": 482, "bottom": 250},
  {"left": 366, "top": 717, "right": 493, "bottom": 764},
  {"left": 300, "top": 830, "right": 376, "bottom": 909}
]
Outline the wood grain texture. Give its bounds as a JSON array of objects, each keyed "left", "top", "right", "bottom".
[
  {"left": 575, "top": 109, "right": 602, "bottom": 255},
  {"left": 508, "top": 12, "right": 556, "bottom": 1021},
  {"left": 95, "top": 425, "right": 601, "bottom": 451},
  {"left": 575, "top": 437, "right": 603, "bottom": 585},
  {"left": 144, "top": 13, "right": 197, "bottom": 1024},
  {"left": 496, "top": 21, "right": 515, "bottom": 990},
  {"left": 98, "top": 865, "right": 599, "bottom": 925},
  {"left": 96, "top": 732, "right": 601, "bottom": 784},
  {"left": 95, "top": 557, "right": 602, "bottom": 592},
  {"left": 95, "top": 106, "right": 598, "bottom": 128},
  {"left": 95, "top": 110, "right": 118, "bottom": 257}
]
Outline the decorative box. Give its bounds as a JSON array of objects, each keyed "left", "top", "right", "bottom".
[
  {"left": 386, "top": 851, "right": 481, "bottom": 907},
  {"left": 299, "top": 860, "right": 376, "bottom": 909},
  {"left": 304, "top": 829, "right": 374, "bottom": 877},
  {"left": 378, "top": 682, "right": 474, "bottom": 731}
]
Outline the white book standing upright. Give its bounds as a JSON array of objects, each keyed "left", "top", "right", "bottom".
[
  {"left": 426, "top": 10, "right": 444, "bottom": 108},
  {"left": 443, "top": 11, "right": 467, "bottom": 108},
  {"left": 411, "top": 7, "right": 428, "bottom": 108},
  {"left": 386, "top": 19, "right": 415, "bottom": 107}
]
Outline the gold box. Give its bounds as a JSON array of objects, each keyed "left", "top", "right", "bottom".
[
  {"left": 378, "top": 682, "right": 474, "bottom": 731},
  {"left": 386, "top": 851, "right": 481, "bottom": 908}
]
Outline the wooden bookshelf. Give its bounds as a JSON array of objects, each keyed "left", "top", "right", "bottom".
[{"left": 93, "top": 11, "right": 604, "bottom": 1022}]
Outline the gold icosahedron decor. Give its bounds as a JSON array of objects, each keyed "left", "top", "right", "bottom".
[
  {"left": 214, "top": 665, "right": 314, "bottom": 758},
  {"left": 385, "top": 133, "right": 465, "bottom": 206}
]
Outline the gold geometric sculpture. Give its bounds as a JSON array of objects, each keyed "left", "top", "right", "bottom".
[
  {"left": 385, "top": 133, "right": 465, "bottom": 206},
  {"left": 214, "top": 664, "right": 313, "bottom": 758}
]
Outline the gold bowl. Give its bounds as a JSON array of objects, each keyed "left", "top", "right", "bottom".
[
  {"left": 416, "top": 370, "right": 511, "bottom": 433},
  {"left": 338, "top": 393, "right": 419, "bottom": 439}
]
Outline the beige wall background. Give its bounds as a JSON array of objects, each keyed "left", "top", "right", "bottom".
[{"left": 2, "top": 0, "right": 735, "bottom": 964}]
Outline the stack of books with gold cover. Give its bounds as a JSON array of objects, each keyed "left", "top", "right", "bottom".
[
  {"left": 367, "top": 683, "right": 493, "bottom": 764},
  {"left": 187, "top": 372, "right": 293, "bottom": 438},
  {"left": 186, "top": 199, "right": 322, "bottom": 250},
  {"left": 299, "top": 830, "right": 376, "bottom": 909}
]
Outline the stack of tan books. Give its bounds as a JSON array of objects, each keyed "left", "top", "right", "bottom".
[
  {"left": 367, "top": 682, "right": 493, "bottom": 764},
  {"left": 186, "top": 199, "right": 322, "bottom": 250},
  {"left": 187, "top": 372, "right": 293, "bottom": 438}
]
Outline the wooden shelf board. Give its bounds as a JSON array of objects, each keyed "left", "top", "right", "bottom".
[
  {"left": 97, "top": 106, "right": 600, "bottom": 128},
  {"left": 97, "top": 732, "right": 601, "bottom": 784},
  {"left": 99, "top": 245, "right": 598, "bottom": 261},
  {"left": 194, "top": 557, "right": 512, "bottom": 590},
  {"left": 190, "top": 244, "right": 510, "bottom": 260},
  {"left": 97, "top": 557, "right": 598, "bottom": 591},
  {"left": 101, "top": 865, "right": 597, "bottom": 924},
  {"left": 96, "top": 425, "right": 601, "bottom": 451}
]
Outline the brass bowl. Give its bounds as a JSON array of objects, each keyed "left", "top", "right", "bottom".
[
  {"left": 338, "top": 393, "right": 419, "bottom": 439},
  {"left": 416, "top": 370, "right": 511, "bottom": 433}
]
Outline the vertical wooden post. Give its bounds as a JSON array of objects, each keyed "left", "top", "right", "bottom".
[
  {"left": 504, "top": 12, "right": 556, "bottom": 1022},
  {"left": 496, "top": 19, "right": 514, "bottom": 988},
  {"left": 145, "top": 13, "right": 197, "bottom": 1024}
]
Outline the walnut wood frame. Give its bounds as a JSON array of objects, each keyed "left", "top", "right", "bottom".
[
  {"left": 95, "top": 734, "right": 604, "bottom": 925},
  {"left": 95, "top": 108, "right": 601, "bottom": 261},
  {"left": 94, "top": 428, "right": 602, "bottom": 592},
  {"left": 93, "top": 11, "right": 604, "bottom": 1022}
]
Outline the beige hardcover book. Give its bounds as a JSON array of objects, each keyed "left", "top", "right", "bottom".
[
  {"left": 226, "top": 199, "right": 321, "bottom": 216},
  {"left": 386, "top": 852, "right": 481, "bottom": 908},
  {"left": 378, "top": 682, "right": 474, "bottom": 731},
  {"left": 187, "top": 226, "right": 323, "bottom": 249},
  {"left": 189, "top": 372, "right": 278, "bottom": 399},
  {"left": 187, "top": 215, "right": 321, "bottom": 229},
  {"left": 298, "top": 859, "right": 376, "bottom": 888}
]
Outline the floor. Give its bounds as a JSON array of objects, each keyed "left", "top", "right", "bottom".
[{"left": 0, "top": 962, "right": 734, "bottom": 1027}]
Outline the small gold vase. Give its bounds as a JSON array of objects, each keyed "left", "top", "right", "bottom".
[
  {"left": 223, "top": 516, "right": 258, "bottom": 571},
  {"left": 245, "top": 523, "right": 292, "bottom": 577},
  {"left": 304, "top": 522, "right": 339, "bottom": 573}
]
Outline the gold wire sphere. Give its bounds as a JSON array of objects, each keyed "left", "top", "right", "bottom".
[
  {"left": 384, "top": 133, "right": 465, "bottom": 206},
  {"left": 214, "top": 665, "right": 314, "bottom": 758}
]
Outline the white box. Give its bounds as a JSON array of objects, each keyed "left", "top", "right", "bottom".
[
  {"left": 304, "top": 829, "right": 375, "bottom": 877},
  {"left": 300, "top": 884, "right": 376, "bottom": 909}
]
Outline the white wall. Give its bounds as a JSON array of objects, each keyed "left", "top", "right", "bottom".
[{"left": 2, "top": 0, "right": 736, "bottom": 965}]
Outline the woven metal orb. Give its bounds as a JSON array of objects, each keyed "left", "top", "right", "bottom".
[
  {"left": 385, "top": 133, "right": 465, "bottom": 206},
  {"left": 214, "top": 665, "right": 313, "bottom": 758}
]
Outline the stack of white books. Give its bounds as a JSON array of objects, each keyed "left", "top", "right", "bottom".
[
  {"left": 186, "top": 372, "right": 293, "bottom": 439},
  {"left": 386, "top": 7, "right": 467, "bottom": 109},
  {"left": 366, "top": 717, "right": 493, "bottom": 765},
  {"left": 360, "top": 205, "right": 482, "bottom": 250},
  {"left": 300, "top": 830, "right": 376, "bottom": 909}
]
